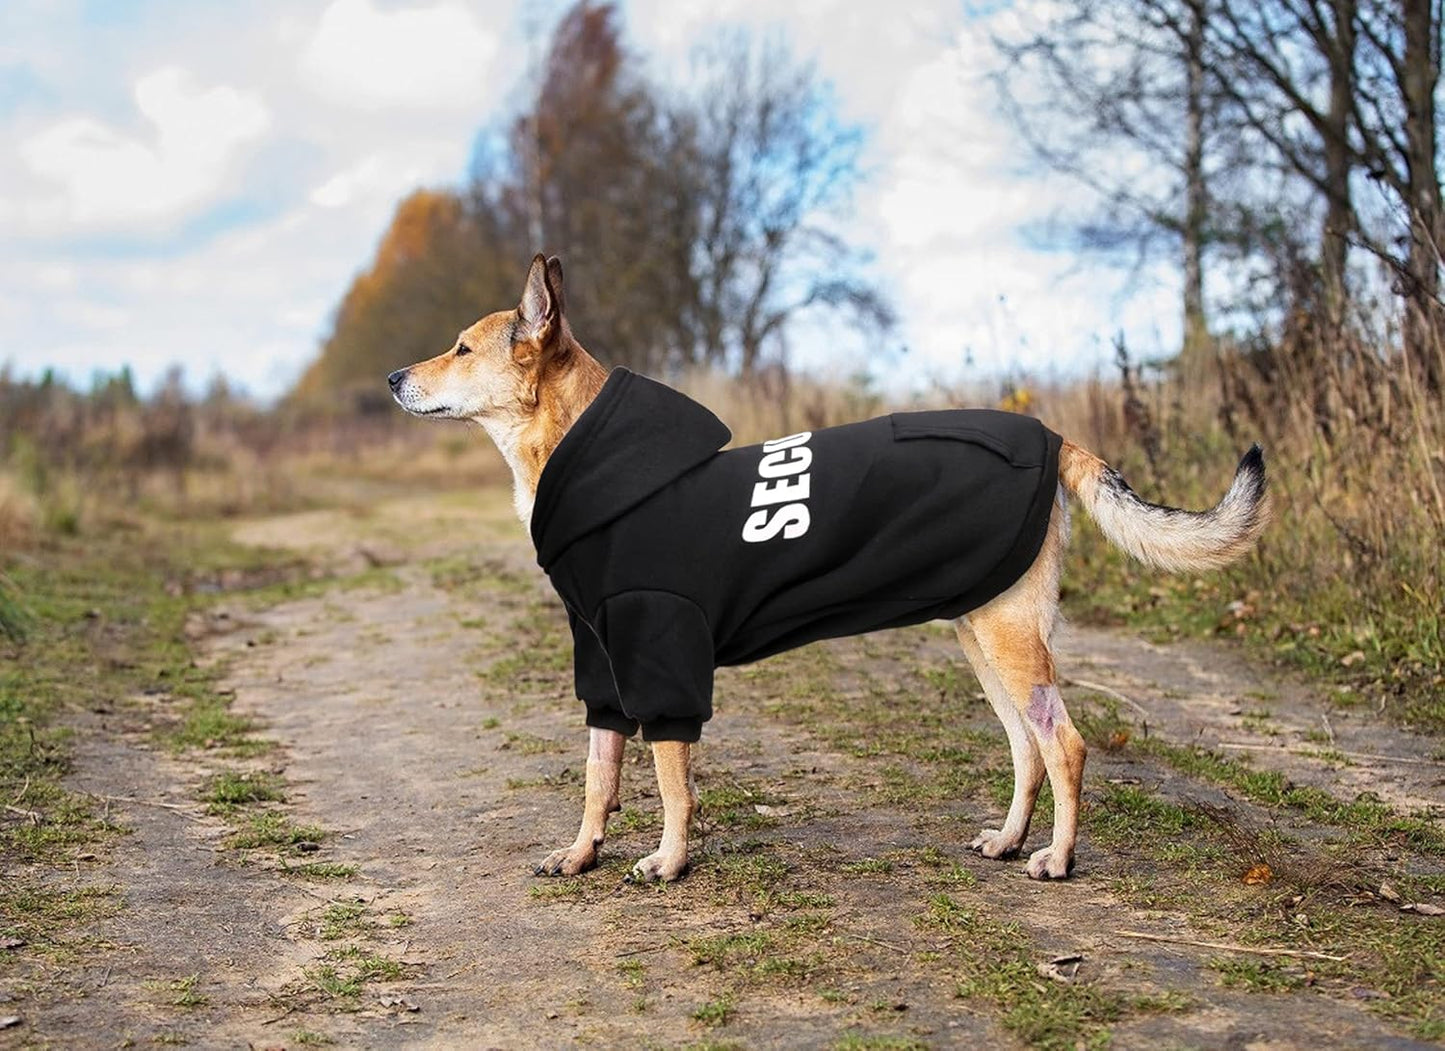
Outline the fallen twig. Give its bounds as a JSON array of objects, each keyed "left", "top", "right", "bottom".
[
  {"left": 1116, "top": 929, "right": 1349, "bottom": 961},
  {"left": 1067, "top": 678, "right": 1150, "bottom": 721},
  {"left": 87, "top": 793, "right": 208, "bottom": 820},
  {"left": 839, "top": 932, "right": 907, "bottom": 954},
  {"left": 1216, "top": 742, "right": 1443, "bottom": 767}
]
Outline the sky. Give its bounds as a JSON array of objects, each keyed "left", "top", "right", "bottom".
[{"left": 0, "top": 0, "right": 1182, "bottom": 401}]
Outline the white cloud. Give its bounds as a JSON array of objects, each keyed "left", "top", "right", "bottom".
[
  {"left": 17, "top": 67, "right": 270, "bottom": 233},
  {"left": 0, "top": 0, "right": 1181, "bottom": 402},
  {"left": 299, "top": 0, "right": 500, "bottom": 110}
]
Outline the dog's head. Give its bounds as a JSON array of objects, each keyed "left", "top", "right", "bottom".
[{"left": 388, "top": 254, "right": 569, "bottom": 422}]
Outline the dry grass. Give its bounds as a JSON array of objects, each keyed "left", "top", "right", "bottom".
[{"left": 3, "top": 319, "right": 1440, "bottom": 725}]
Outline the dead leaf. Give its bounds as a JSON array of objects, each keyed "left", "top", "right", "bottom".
[
  {"left": 752, "top": 804, "right": 794, "bottom": 818},
  {"left": 1378, "top": 881, "right": 1402, "bottom": 903},
  {"left": 1243, "top": 863, "right": 1274, "bottom": 886},
  {"left": 1108, "top": 730, "right": 1131, "bottom": 749},
  {"left": 379, "top": 995, "right": 421, "bottom": 1012},
  {"left": 1341, "top": 650, "right": 1366, "bottom": 667},
  {"left": 0, "top": 938, "right": 24, "bottom": 951},
  {"left": 0, "top": 1017, "right": 18, "bottom": 1030},
  {"left": 1036, "top": 954, "right": 1084, "bottom": 982},
  {"left": 1401, "top": 903, "right": 1445, "bottom": 916}
]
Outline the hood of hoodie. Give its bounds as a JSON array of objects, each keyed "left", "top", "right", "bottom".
[{"left": 530, "top": 368, "right": 732, "bottom": 567}]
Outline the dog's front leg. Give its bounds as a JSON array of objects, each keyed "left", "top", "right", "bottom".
[
  {"left": 629, "top": 741, "right": 694, "bottom": 882},
  {"left": 534, "top": 727, "right": 625, "bottom": 877}
]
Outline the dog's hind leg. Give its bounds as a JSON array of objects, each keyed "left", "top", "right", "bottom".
[
  {"left": 629, "top": 741, "right": 695, "bottom": 882},
  {"left": 961, "top": 503, "right": 1087, "bottom": 879},
  {"left": 956, "top": 619, "right": 1044, "bottom": 860},
  {"left": 534, "top": 727, "right": 625, "bottom": 877}
]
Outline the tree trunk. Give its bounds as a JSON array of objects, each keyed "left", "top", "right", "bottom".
[
  {"left": 1400, "top": 0, "right": 1443, "bottom": 386},
  {"left": 1180, "top": 0, "right": 1210, "bottom": 379},
  {"left": 1321, "top": 0, "right": 1357, "bottom": 325}
]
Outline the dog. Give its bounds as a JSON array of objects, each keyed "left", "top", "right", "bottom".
[{"left": 389, "top": 254, "right": 1269, "bottom": 882}]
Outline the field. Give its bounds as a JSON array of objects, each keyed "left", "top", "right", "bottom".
[{"left": 3, "top": 458, "right": 1443, "bottom": 1048}]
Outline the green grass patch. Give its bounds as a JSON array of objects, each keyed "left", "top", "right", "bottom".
[
  {"left": 282, "top": 861, "right": 357, "bottom": 881},
  {"left": 1062, "top": 512, "right": 1444, "bottom": 735},
  {"left": 201, "top": 769, "right": 284, "bottom": 812},
  {"left": 228, "top": 811, "right": 327, "bottom": 851},
  {"left": 1208, "top": 957, "right": 1307, "bottom": 992},
  {"left": 691, "top": 993, "right": 735, "bottom": 1027},
  {"left": 918, "top": 893, "right": 1188, "bottom": 1049}
]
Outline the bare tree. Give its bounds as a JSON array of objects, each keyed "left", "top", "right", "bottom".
[
  {"left": 995, "top": 0, "right": 1225, "bottom": 371},
  {"left": 680, "top": 33, "right": 893, "bottom": 374}
]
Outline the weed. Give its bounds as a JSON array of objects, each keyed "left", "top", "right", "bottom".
[
  {"left": 1209, "top": 957, "right": 1307, "bottom": 992},
  {"left": 282, "top": 861, "right": 357, "bottom": 880},
  {"left": 834, "top": 1035, "right": 928, "bottom": 1051},
  {"left": 320, "top": 901, "right": 369, "bottom": 940},
  {"left": 692, "top": 994, "right": 735, "bottom": 1027},
  {"left": 529, "top": 879, "right": 586, "bottom": 902},
  {"left": 618, "top": 959, "right": 646, "bottom": 989},
  {"left": 167, "top": 974, "right": 207, "bottom": 1009},
  {"left": 201, "top": 769, "right": 283, "bottom": 813},
  {"left": 227, "top": 811, "right": 327, "bottom": 851},
  {"left": 917, "top": 894, "right": 1186, "bottom": 1049},
  {"left": 290, "top": 1031, "right": 334, "bottom": 1046}
]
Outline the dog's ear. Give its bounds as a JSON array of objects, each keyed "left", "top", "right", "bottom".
[
  {"left": 516, "top": 253, "right": 558, "bottom": 350},
  {"left": 544, "top": 256, "right": 565, "bottom": 317}
]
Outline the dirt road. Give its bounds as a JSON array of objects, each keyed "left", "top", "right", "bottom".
[{"left": 9, "top": 488, "right": 1444, "bottom": 1048}]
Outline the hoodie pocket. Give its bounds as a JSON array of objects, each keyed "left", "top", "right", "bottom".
[{"left": 889, "top": 411, "right": 1043, "bottom": 468}]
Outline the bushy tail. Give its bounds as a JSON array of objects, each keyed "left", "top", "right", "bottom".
[{"left": 1059, "top": 440, "right": 1270, "bottom": 572}]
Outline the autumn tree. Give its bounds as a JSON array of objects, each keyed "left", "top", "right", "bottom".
[
  {"left": 292, "top": 0, "right": 888, "bottom": 405},
  {"left": 290, "top": 190, "right": 518, "bottom": 411}
]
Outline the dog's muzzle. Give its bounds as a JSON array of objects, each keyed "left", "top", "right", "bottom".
[{"left": 387, "top": 369, "right": 406, "bottom": 391}]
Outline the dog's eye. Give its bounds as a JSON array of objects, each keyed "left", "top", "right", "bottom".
[{"left": 456, "top": 344, "right": 471, "bottom": 357}]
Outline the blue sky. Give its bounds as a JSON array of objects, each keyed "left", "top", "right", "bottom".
[{"left": 0, "top": 0, "right": 1180, "bottom": 401}]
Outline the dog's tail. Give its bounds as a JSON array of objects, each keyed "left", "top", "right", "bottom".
[{"left": 1058, "top": 440, "right": 1270, "bottom": 572}]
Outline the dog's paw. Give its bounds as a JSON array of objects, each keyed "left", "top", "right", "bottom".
[
  {"left": 627, "top": 850, "right": 688, "bottom": 883},
  {"left": 969, "top": 828, "right": 1024, "bottom": 860},
  {"left": 533, "top": 843, "right": 599, "bottom": 878},
  {"left": 1025, "top": 845, "right": 1074, "bottom": 880}
]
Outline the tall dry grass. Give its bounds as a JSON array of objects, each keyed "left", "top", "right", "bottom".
[{"left": 3, "top": 324, "right": 1440, "bottom": 724}]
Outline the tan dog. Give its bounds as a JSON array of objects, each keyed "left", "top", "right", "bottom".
[{"left": 389, "top": 254, "right": 1269, "bottom": 882}]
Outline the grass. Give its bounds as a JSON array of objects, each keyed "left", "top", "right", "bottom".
[
  {"left": 692, "top": 994, "right": 735, "bottom": 1027},
  {"left": 227, "top": 811, "right": 327, "bottom": 851},
  {"left": 305, "top": 948, "right": 407, "bottom": 1003},
  {"left": 320, "top": 901, "right": 369, "bottom": 940},
  {"left": 0, "top": 884, "right": 119, "bottom": 965},
  {"left": 917, "top": 893, "right": 1189, "bottom": 1049},
  {"left": 201, "top": 769, "right": 284, "bottom": 813},
  {"left": 282, "top": 861, "right": 358, "bottom": 880},
  {"left": 1063, "top": 514, "right": 1445, "bottom": 736},
  {"left": 1208, "top": 958, "right": 1308, "bottom": 992},
  {"left": 146, "top": 973, "right": 207, "bottom": 1009},
  {"left": 1080, "top": 768, "right": 1445, "bottom": 1039}
]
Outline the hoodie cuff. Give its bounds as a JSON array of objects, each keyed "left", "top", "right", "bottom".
[
  {"left": 639, "top": 717, "right": 703, "bottom": 743},
  {"left": 585, "top": 707, "right": 639, "bottom": 738}
]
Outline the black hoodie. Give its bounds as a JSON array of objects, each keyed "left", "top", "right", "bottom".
[{"left": 532, "top": 369, "right": 1063, "bottom": 742}]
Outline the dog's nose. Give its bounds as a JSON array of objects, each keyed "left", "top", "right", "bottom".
[{"left": 387, "top": 369, "right": 406, "bottom": 390}]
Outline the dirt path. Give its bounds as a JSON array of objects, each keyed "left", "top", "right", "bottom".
[{"left": 12, "top": 489, "right": 1444, "bottom": 1048}]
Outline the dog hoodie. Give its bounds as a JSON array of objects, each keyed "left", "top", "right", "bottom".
[{"left": 531, "top": 368, "right": 1063, "bottom": 743}]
